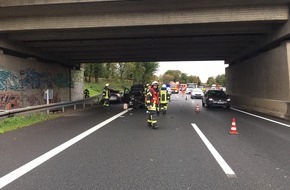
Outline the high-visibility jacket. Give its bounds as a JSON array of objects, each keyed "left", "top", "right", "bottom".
[
  {"left": 146, "top": 87, "right": 159, "bottom": 110},
  {"left": 102, "top": 88, "right": 110, "bottom": 99},
  {"left": 160, "top": 89, "right": 169, "bottom": 104},
  {"left": 144, "top": 86, "right": 150, "bottom": 103}
]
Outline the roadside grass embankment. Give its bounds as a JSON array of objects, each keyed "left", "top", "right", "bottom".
[
  {"left": 84, "top": 79, "right": 133, "bottom": 96},
  {"left": 0, "top": 113, "right": 59, "bottom": 134}
]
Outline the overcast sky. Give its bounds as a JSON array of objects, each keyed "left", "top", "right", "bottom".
[{"left": 156, "top": 61, "right": 228, "bottom": 83}]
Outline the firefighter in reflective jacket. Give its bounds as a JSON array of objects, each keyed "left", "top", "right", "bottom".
[
  {"left": 146, "top": 81, "right": 160, "bottom": 129},
  {"left": 102, "top": 83, "right": 111, "bottom": 107},
  {"left": 159, "top": 84, "right": 169, "bottom": 114},
  {"left": 144, "top": 83, "right": 150, "bottom": 107}
]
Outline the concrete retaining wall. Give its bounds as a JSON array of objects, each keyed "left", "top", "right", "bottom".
[
  {"left": 230, "top": 95, "right": 290, "bottom": 120},
  {"left": 226, "top": 42, "right": 290, "bottom": 120},
  {"left": 0, "top": 52, "right": 71, "bottom": 109}
]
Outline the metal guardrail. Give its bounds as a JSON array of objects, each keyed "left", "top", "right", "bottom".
[{"left": 0, "top": 94, "right": 102, "bottom": 118}]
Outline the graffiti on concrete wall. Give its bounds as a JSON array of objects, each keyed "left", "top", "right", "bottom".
[
  {"left": 0, "top": 93, "right": 46, "bottom": 109},
  {"left": 0, "top": 70, "right": 22, "bottom": 91},
  {"left": 23, "top": 94, "right": 41, "bottom": 106},
  {"left": 0, "top": 92, "right": 21, "bottom": 109},
  {"left": 0, "top": 68, "right": 70, "bottom": 91},
  {"left": 0, "top": 67, "right": 70, "bottom": 109},
  {"left": 53, "top": 73, "right": 71, "bottom": 88},
  {"left": 19, "top": 68, "right": 53, "bottom": 89}
]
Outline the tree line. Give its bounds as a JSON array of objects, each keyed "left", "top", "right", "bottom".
[
  {"left": 206, "top": 74, "right": 226, "bottom": 87},
  {"left": 83, "top": 62, "right": 226, "bottom": 87},
  {"left": 161, "top": 70, "right": 202, "bottom": 85},
  {"left": 83, "top": 62, "right": 159, "bottom": 84}
]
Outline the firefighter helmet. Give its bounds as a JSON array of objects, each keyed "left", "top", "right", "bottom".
[
  {"left": 152, "top": 81, "right": 159, "bottom": 86},
  {"left": 162, "top": 84, "right": 166, "bottom": 88},
  {"left": 105, "top": 83, "right": 109, "bottom": 87}
]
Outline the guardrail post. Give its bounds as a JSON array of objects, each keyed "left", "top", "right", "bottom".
[
  {"left": 74, "top": 104, "right": 76, "bottom": 110},
  {"left": 83, "top": 103, "right": 86, "bottom": 108},
  {"left": 62, "top": 107, "right": 64, "bottom": 112},
  {"left": 46, "top": 89, "right": 50, "bottom": 115}
]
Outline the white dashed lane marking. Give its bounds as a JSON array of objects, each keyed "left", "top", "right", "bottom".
[{"left": 191, "top": 123, "right": 237, "bottom": 178}]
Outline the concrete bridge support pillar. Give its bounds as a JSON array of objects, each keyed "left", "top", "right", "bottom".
[
  {"left": 71, "top": 67, "right": 84, "bottom": 101},
  {"left": 226, "top": 42, "right": 290, "bottom": 120}
]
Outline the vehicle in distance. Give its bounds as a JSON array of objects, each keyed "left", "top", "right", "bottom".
[
  {"left": 170, "top": 81, "right": 180, "bottom": 94},
  {"left": 202, "top": 89, "right": 230, "bottom": 108},
  {"left": 186, "top": 83, "right": 197, "bottom": 94},
  {"left": 190, "top": 88, "right": 204, "bottom": 99}
]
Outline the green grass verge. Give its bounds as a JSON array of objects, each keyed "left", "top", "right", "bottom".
[
  {"left": 84, "top": 83, "right": 101, "bottom": 96},
  {"left": 84, "top": 79, "right": 133, "bottom": 96},
  {"left": 0, "top": 113, "right": 59, "bottom": 134}
]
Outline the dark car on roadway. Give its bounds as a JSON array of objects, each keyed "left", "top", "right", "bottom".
[
  {"left": 202, "top": 89, "right": 231, "bottom": 108},
  {"left": 109, "top": 89, "right": 122, "bottom": 103},
  {"left": 123, "top": 84, "right": 145, "bottom": 108}
]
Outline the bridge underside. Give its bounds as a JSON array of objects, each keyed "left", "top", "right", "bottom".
[
  {"left": 0, "top": 23, "right": 282, "bottom": 64},
  {"left": 0, "top": 0, "right": 289, "bottom": 65}
]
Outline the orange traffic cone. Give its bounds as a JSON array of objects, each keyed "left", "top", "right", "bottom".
[
  {"left": 195, "top": 104, "right": 200, "bottom": 113},
  {"left": 229, "top": 118, "right": 239, "bottom": 135}
]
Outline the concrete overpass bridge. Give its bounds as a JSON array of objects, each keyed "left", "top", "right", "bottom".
[{"left": 0, "top": 0, "right": 290, "bottom": 120}]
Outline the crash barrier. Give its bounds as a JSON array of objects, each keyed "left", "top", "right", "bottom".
[
  {"left": 0, "top": 94, "right": 102, "bottom": 119},
  {"left": 229, "top": 95, "right": 290, "bottom": 121}
]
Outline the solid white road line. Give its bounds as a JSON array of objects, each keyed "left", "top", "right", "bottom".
[
  {"left": 230, "top": 107, "right": 290, "bottom": 128},
  {"left": 0, "top": 108, "right": 132, "bottom": 189},
  {"left": 191, "top": 123, "right": 237, "bottom": 178}
]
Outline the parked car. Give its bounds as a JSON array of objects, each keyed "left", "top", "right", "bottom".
[
  {"left": 190, "top": 88, "right": 204, "bottom": 99},
  {"left": 202, "top": 89, "right": 230, "bottom": 108},
  {"left": 123, "top": 84, "right": 145, "bottom": 108}
]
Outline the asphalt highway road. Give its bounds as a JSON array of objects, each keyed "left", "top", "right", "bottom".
[{"left": 1, "top": 94, "right": 290, "bottom": 190}]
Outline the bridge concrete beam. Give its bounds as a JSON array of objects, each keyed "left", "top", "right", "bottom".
[
  {"left": 229, "top": 19, "right": 290, "bottom": 64},
  {"left": 0, "top": 0, "right": 126, "bottom": 7},
  {"left": 0, "top": 39, "right": 67, "bottom": 65},
  {"left": 7, "top": 23, "right": 274, "bottom": 42},
  {"left": 25, "top": 35, "right": 259, "bottom": 48},
  {"left": 0, "top": 5, "right": 287, "bottom": 32},
  {"left": 68, "top": 55, "right": 227, "bottom": 63},
  {"left": 1, "top": 0, "right": 289, "bottom": 9}
]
